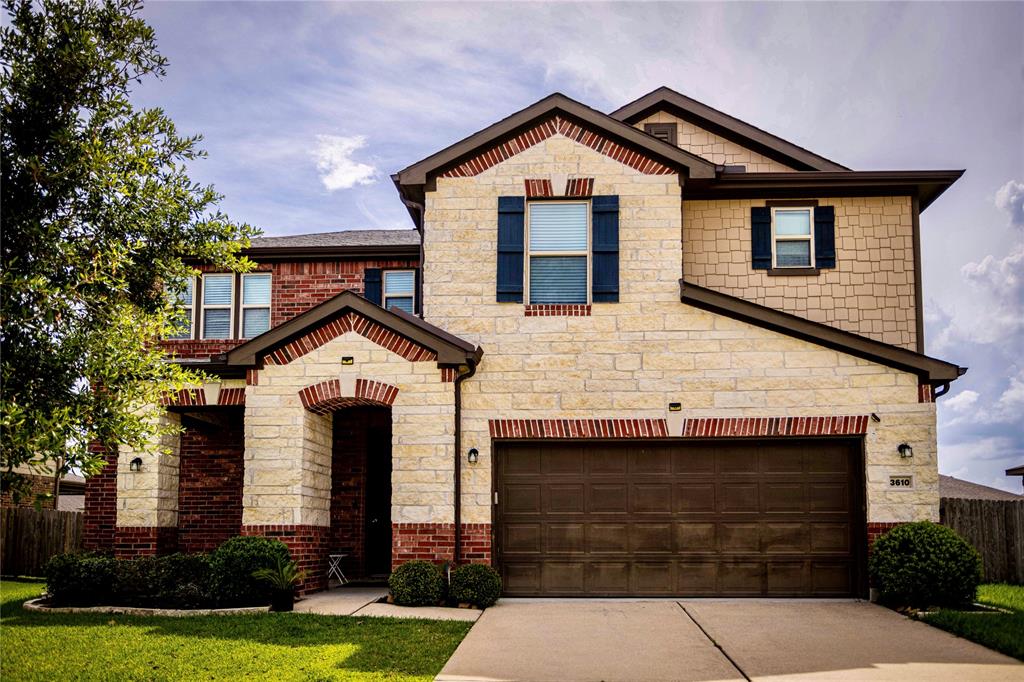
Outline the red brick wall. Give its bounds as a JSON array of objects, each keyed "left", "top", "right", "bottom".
[
  {"left": 83, "top": 444, "right": 118, "bottom": 551},
  {"left": 459, "top": 524, "right": 493, "bottom": 564},
  {"left": 242, "top": 525, "right": 331, "bottom": 594},
  {"left": 176, "top": 415, "right": 244, "bottom": 553},
  {"left": 866, "top": 522, "right": 903, "bottom": 549},
  {"left": 391, "top": 523, "right": 494, "bottom": 568},
  {"left": 114, "top": 526, "right": 178, "bottom": 557},
  {"left": 1, "top": 473, "right": 55, "bottom": 509}
]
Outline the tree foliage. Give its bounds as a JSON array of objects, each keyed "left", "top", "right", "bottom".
[{"left": 1, "top": 0, "right": 258, "bottom": 502}]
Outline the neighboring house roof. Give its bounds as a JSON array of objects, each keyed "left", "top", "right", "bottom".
[
  {"left": 217, "top": 290, "right": 482, "bottom": 369},
  {"left": 244, "top": 229, "right": 420, "bottom": 260},
  {"left": 679, "top": 280, "right": 964, "bottom": 385},
  {"left": 1007, "top": 465, "right": 1024, "bottom": 476},
  {"left": 57, "top": 494, "right": 85, "bottom": 512},
  {"left": 940, "top": 475, "right": 1023, "bottom": 501},
  {"left": 610, "top": 86, "right": 851, "bottom": 172}
]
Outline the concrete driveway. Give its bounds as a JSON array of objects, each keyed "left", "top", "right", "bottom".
[{"left": 436, "top": 599, "right": 1021, "bottom": 682}]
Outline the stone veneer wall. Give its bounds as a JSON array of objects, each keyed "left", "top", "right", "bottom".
[
  {"left": 684, "top": 196, "right": 918, "bottom": 350},
  {"left": 421, "top": 133, "right": 940, "bottom": 535},
  {"left": 635, "top": 111, "right": 795, "bottom": 172}
]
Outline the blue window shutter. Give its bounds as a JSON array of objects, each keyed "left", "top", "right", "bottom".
[
  {"left": 751, "top": 207, "right": 772, "bottom": 270},
  {"left": 591, "top": 195, "right": 619, "bottom": 302},
  {"left": 497, "top": 196, "right": 525, "bottom": 302},
  {"left": 814, "top": 206, "right": 836, "bottom": 269},
  {"left": 364, "top": 268, "right": 382, "bottom": 305}
]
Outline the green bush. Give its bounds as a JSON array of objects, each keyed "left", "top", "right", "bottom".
[
  {"left": 449, "top": 564, "right": 501, "bottom": 608},
  {"left": 869, "top": 521, "right": 982, "bottom": 608},
  {"left": 114, "top": 553, "right": 213, "bottom": 608},
  {"left": 209, "top": 536, "right": 291, "bottom": 606},
  {"left": 389, "top": 561, "right": 445, "bottom": 606},
  {"left": 43, "top": 552, "right": 116, "bottom": 606}
]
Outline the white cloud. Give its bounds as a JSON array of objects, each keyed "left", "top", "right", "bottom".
[
  {"left": 944, "top": 389, "right": 979, "bottom": 412},
  {"left": 996, "top": 179, "right": 1024, "bottom": 229},
  {"left": 313, "top": 134, "right": 378, "bottom": 191},
  {"left": 991, "top": 372, "right": 1024, "bottom": 423}
]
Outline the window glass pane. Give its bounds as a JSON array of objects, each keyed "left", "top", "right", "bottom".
[
  {"left": 386, "top": 296, "right": 414, "bottom": 314},
  {"left": 242, "top": 274, "right": 271, "bottom": 305},
  {"left": 529, "top": 203, "right": 587, "bottom": 252},
  {"left": 242, "top": 308, "right": 270, "bottom": 338},
  {"left": 776, "top": 240, "right": 812, "bottom": 267},
  {"left": 384, "top": 270, "right": 415, "bottom": 295},
  {"left": 168, "top": 308, "right": 192, "bottom": 340},
  {"left": 177, "top": 279, "right": 193, "bottom": 305},
  {"left": 203, "top": 308, "right": 231, "bottom": 339},
  {"left": 529, "top": 256, "right": 587, "bottom": 304},
  {"left": 775, "top": 209, "right": 811, "bottom": 236},
  {"left": 203, "top": 274, "right": 233, "bottom": 306}
]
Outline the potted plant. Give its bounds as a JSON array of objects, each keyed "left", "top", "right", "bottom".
[{"left": 252, "top": 557, "right": 306, "bottom": 612}]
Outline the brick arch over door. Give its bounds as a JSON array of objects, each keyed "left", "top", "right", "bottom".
[{"left": 299, "top": 378, "right": 399, "bottom": 415}]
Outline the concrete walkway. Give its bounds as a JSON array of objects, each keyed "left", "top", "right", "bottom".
[
  {"left": 437, "top": 599, "right": 1022, "bottom": 682},
  {"left": 293, "top": 587, "right": 480, "bottom": 621}
]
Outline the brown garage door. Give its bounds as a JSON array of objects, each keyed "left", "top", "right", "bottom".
[{"left": 495, "top": 440, "right": 864, "bottom": 597}]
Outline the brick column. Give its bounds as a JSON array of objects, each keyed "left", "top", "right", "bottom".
[{"left": 83, "top": 443, "right": 117, "bottom": 551}]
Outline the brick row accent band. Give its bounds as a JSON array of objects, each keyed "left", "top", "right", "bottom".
[
  {"left": 161, "top": 387, "right": 246, "bottom": 407},
  {"left": 918, "top": 384, "right": 934, "bottom": 403},
  {"left": 490, "top": 418, "right": 670, "bottom": 439},
  {"left": 564, "top": 177, "right": 594, "bottom": 197},
  {"left": 524, "top": 178, "right": 553, "bottom": 198},
  {"left": 441, "top": 115, "right": 675, "bottom": 177},
  {"left": 525, "top": 304, "right": 592, "bottom": 317},
  {"left": 263, "top": 311, "right": 436, "bottom": 366},
  {"left": 680, "top": 415, "right": 870, "bottom": 438},
  {"left": 300, "top": 378, "right": 400, "bottom": 415}
]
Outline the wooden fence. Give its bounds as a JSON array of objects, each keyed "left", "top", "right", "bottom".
[
  {"left": 941, "top": 498, "right": 1024, "bottom": 585},
  {"left": 0, "top": 507, "right": 83, "bottom": 577}
]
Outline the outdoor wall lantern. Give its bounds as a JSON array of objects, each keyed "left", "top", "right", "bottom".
[
  {"left": 467, "top": 448, "right": 479, "bottom": 465},
  {"left": 897, "top": 443, "right": 914, "bottom": 458},
  {"left": 129, "top": 457, "right": 143, "bottom": 472}
]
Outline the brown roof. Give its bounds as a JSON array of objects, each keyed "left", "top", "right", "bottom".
[
  {"left": 248, "top": 229, "right": 419, "bottom": 249},
  {"left": 940, "top": 475, "right": 1023, "bottom": 501}
]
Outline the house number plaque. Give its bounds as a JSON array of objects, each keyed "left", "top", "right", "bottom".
[{"left": 888, "top": 475, "right": 913, "bottom": 489}]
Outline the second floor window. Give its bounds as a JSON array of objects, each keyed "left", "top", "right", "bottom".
[
  {"left": 383, "top": 270, "right": 415, "bottom": 314},
  {"left": 201, "top": 273, "right": 234, "bottom": 339},
  {"left": 772, "top": 207, "right": 814, "bottom": 268},
  {"left": 241, "top": 273, "right": 271, "bottom": 338},
  {"left": 167, "top": 279, "right": 194, "bottom": 340},
  {"left": 527, "top": 201, "right": 589, "bottom": 304}
]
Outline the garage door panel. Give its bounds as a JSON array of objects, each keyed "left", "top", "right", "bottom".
[{"left": 496, "top": 440, "right": 861, "bottom": 597}]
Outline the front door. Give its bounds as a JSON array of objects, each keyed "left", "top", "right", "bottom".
[{"left": 364, "top": 423, "right": 392, "bottom": 576}]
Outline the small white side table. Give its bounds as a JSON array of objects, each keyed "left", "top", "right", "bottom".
[{"left": 327, "top": 553, "right": 349, "bottom": 587}]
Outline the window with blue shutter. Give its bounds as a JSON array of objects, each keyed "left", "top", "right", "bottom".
[
  {"left": 591, "top": 195, "right": 619, "bottom": 302},
  {"left": 497, "top": 196, "right": 525, "bottom": 302},
  {"left": 364, "top": 268, "right": 382, "bottom": 305},
  {"left": 241, "top": 273, "right": 271, "bottom": 338},
  {"left": 528, "top": 202, "right": 588, "bottom": 304},
  {"left": 751, "top": 207, "right": 772, "bottom": 270},
  {"left": 201, "top": 273, "right": 233, "bottom": 339},
  {"left": 814, "top": 206, "right": 836, "bottom": 269},
  {"left": 383, "top": 269, "right": 416, "bottom": 314}
]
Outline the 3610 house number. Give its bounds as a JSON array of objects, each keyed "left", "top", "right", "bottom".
[{"left": 889, "top": 475, "right": 914, "bottom": 488}]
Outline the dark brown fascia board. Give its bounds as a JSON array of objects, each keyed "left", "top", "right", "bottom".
[
  {"left": 240, "top": 244, "right": 420, "bottom": 261},
  {"left": 170, "top": 359, "right": 247, "bottom": 379},
  {"left": 684, "top": 170, "right": 964, "bottom": 211},
  {"left": 1006, "top": 466, "right": 1024, "bottom": 476},
  {"left": 610, "top": 86, "right": 850, "bottom": 172},
  {"left": 224, "top": 289, "right": 481, "bottom": 368},
  {"left": 679, "top": 280, "right": 964, "bottom": 384},
  {"left": 393, "top": 92, "right": 718, "bottom": 188}
]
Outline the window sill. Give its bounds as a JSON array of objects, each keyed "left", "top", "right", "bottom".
[
  {"left": 525, "top": 304, "right": 592, "bottom": 317},
  {"left": 767, "top": 267, "right": 821, "bottom": 277}
]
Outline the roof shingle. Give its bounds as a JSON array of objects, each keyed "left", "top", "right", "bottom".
[{"left": 247, "top": 229, "right": 419, "bottom": 250}]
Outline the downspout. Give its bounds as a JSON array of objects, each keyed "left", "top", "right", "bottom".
[{"left": 453, "top": 358, "right": 478, "bottom": 565}]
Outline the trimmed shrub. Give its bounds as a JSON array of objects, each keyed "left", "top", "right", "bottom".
[
  {"left": 43, "top": 553, "right": 117, "bottom": 606},
  {"left": 869, "top": 521, "right": 983, "bottom": 608},
  {"left": 449, "top": 564, "right": 501, "bottom": 608},
  {"left": 114, "top": 553, "right": 214, "bottom": 608},
  {"left": 209, "top": 536, "right": 291, "bottom": 606},
  {"left": 389, "top": 560, "right": 445, "bottom": 606}
]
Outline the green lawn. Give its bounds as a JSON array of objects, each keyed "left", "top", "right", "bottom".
[
  {"left": 923, "top": 583, "right": 1024, "bottom": 661},
  {"left": 0, "top": 580, "right": 471, "bottom": 681}
]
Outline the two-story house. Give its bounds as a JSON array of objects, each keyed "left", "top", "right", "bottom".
[{"left": 84, "top": 87, "right": 965, "bottom": 598}]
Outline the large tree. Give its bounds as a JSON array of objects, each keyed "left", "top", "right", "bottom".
[{"left": 1, "top": 0, "right": 258, "bottom": 504}]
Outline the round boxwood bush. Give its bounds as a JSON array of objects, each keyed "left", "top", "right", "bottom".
[
  {"left": 449, "top": 563, "right": 502, "bottom": 608},
  {"left": 389, "top": 560, "right": 445, "bottom": 606},
  {"left": 43, "top": 552, "right": 117, "bottom": 606},
  {"left": 209, "top": 536, "right": 291, "bottom": 606},
  {"left": 869, "top": 521, "right": 982, "bottom": 608}
]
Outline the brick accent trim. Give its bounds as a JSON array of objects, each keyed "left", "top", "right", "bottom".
[
  {"left": 219, "top": 387, "right": 245, "bottom": 405},
  {"left": 489, "top": 418, "right": 670, "bottom": 439},
  {"left": 246, "top": 369, "right": 259, "bottom": 386},
  {"left": 441, "top": 367, "right": 459, "bottom": 382},
  {"left": 161, "top": 386, "right": 246, "bottom": 408},
  {"left": 867, "top": 522, "right": 903, "bottom": 549},
  {"left": 681, "top": 415, "right": 870, "bottom": 438},
  {"left": 459, "top": 523, "right": 492, "bottom": 564},
  {"left": 564, "top": 177, "right": 594, "bottom": 197},
  {"left": 525, "top": 304, "right": 592, "bottom": 317},
  {"left": 440, "top": 115, "right": 675, "bottom": 177},
  {"left": 242, "top": 524, "right": 330, "bottom": 594},
  {"left": 300, "top": 378, "right": 400, "bottom": 415},
  {"left": 918, "top": 384, "right": 934, "bottom": 403},
  {"left": 83, "top": 443, "right": 117, "bottom": 551},
  {"left": 263, "top": 311, "right": 436, "bottom": 366},
  {"left": 114, "top": 526, "right": 178, "bottom": 557},
  {"left": 525, "top": 178, "right": 553, "bottom": 198},
  {"left": 392, "top": 523, "right": 455, "bottom": 567}
]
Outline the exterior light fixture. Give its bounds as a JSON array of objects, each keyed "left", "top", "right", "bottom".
[
  {"left": 897, "top": 443, "right": 913, "bottom": 458},
  {"left": 129, "top": 457, "right": 143, "bottom": 472},
  {"left": 467, "top": 448, "right": 479, "bottom": 464}
]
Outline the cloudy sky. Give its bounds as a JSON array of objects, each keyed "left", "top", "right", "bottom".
[{"left": 134, "top": 1, "right": 1023, "bottom": 492}]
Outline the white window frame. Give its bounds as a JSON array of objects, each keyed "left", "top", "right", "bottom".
[
  {"left": 199, "top": 273, "right": 235, "bottom": 340},
  {"left": 771, "top": 205, "right": 815, "bottom": 269},
  {"left": 382, "top": 269, "right": 417, "bottom": 313},
  {"left": 167, "top": 278, "right": 196, "bottom": 340},
  {"left": 524, "top": 200, "right": 591, "bottom": 305},
  {"left": 240, "top": 272, "right": 272, "bottom": 339}
]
